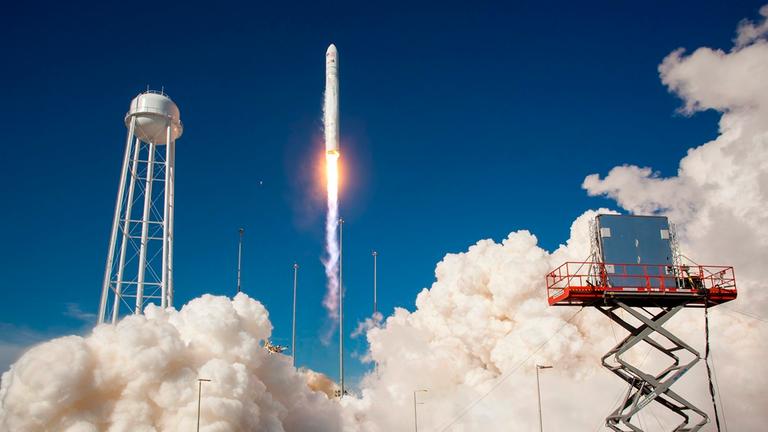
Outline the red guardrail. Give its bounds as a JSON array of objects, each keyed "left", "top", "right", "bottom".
[{"left": 545, "top": 262, "right": 736, "bottom": 306}]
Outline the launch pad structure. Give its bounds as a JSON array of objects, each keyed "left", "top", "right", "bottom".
[{"left": 546, "top": 215, "right": 736, "bottom": 432}]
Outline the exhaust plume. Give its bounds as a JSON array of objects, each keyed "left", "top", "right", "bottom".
[{"left": 0, "top": 294, "right": 342, "bottom": 431}]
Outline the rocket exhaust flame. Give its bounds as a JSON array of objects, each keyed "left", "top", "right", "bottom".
[{"left": 322, "top": 44, "right": 341, "bottom": 321}]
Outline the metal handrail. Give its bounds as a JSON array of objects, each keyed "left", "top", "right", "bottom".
[{"left": 546, "top": 262, "right": 736, "bottom": 300}]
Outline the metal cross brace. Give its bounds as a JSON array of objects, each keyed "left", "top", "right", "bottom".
[{"left": 596, "top": 301, "right": 708, "bottom": 431}]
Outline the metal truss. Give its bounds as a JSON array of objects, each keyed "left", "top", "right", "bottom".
[
  {"left": 98, "top": 116, "right": 176, "bottom": 324},
  {"left": 597, "top": 301, "right": 708, "bottom": 431}
]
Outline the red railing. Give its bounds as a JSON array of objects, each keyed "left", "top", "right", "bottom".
[{"left": 546, "top": 262, "right": 736, "bottom": 306}]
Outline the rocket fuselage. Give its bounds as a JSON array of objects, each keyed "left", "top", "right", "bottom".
[{"left": 325, "top": 44, "right": 339, "bottom": 157}]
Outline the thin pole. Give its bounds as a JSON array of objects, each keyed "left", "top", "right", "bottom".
[
  {"left": 339, "top": 217, "right": 344, "bottom": 397},
  {"left": 536, "top": 365, "right": 552, "bottom": 432},
  {"left": 413, "top": 391, "right": 418, "bottom": 432},
  {"left": 197, "top": 378, "right": 211, "bottom": 432},
  {"left": 237, "top": 228, "right": 244, "bottom": 294},
  {"left": 413, "top": 389, "right": 427, "bottom": 432},
  {"left": 373, "top": 250, "right": 379, "bottom": 377},
  {"left": 292, "top": 262, "right": 298, "bottom": 366},
  {"left": 536, "top": 367, "right": 542, "bottom": 432},
  {"left": 372, "top": 250, "right": 378, "bottom": 316}
]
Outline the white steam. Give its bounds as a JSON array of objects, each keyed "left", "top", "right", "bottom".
[
  {"left": 345, "top": 6, "right": 768, "bottom": 431},
  {"left": 0, "top": 294, "right": 341, "bottom": 432}
]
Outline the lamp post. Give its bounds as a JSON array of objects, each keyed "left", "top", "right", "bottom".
[
  {"left": 536, "top": 365, "right": 553, "bottom": 432},
  {"left": 197, "top": 378, "right": 211, "bottom": 432},
  {"left": 413, "top": 389, "right": 428, "bottom": 432}
]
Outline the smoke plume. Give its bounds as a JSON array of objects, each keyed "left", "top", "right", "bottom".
[
  {"left": 346, "top": 6, "right": 768, "bottom": 431},
  {"left": 0, "top": 294, "right": 342, "bottom": 432},
  {"left": 322, "top": 156, "right": 340, "bottom": 323}
]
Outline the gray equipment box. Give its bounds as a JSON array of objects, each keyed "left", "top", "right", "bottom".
[{"left": 596, "top": 214, "right": 674, "bottom": 288}]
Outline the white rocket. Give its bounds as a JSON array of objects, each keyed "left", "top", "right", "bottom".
[{"left": 324, "top": 44, "right": 340, "bottom": 157}]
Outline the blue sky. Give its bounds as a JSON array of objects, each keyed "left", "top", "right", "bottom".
[{"left": 0, "top": 1, "right": 763, "bottom": 383}]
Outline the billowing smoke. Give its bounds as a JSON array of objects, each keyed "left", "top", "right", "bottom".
[
  {"left": 0, "top": 294, "right": 342, "bottom": 431},
  {"left": 2, "top": 6, "right": 768, "bottom": 432},
  {"left": 345, "top": 6, "right": 768, "bottom": 431}
]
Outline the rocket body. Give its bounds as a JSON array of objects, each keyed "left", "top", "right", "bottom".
[{"left": 325, "top": 44, "right": 340, "bottom": 157}]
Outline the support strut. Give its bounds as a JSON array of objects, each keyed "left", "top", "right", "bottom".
[{"left": 597, "top": 301, "right": 708, "bottom": 431}]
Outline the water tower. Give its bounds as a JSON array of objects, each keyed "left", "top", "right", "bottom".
[{"left": 97, "top": 90, "right": 183, "bottom": 324}]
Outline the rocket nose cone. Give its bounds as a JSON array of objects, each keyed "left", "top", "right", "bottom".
[{"left": 326, "top": 44, "right": 337, "bottom": 55}]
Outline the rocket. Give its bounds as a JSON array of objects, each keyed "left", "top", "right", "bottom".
[{"left": 324, "top": 44, "right": 340, "bottom": 157}]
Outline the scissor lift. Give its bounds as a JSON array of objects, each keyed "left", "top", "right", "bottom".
[{"left": 546, "top": 216, "right": 736, "bottom": 431}]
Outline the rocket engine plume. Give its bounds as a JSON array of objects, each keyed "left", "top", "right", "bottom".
[{"left": 322, "top": 44, "right": 341, "bottom": 321}]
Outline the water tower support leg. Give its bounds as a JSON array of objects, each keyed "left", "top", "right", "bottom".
[
  {"left": 135, "top": 142, "right": 156, "bottom": 314},
  {"left": 98, "top": 117, "right": 136, "bottom": 324},
  {"left": 166, "top": 139, "right": 175, "bottom": 307},
  {"left": 112, "top": 137, "right": 141, "bottom": 322},
  {"left": 161, "top": 126, "right": 171, "bottom": 309}
]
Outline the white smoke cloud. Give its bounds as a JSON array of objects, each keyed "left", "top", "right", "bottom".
[
  {"left": 346, "top": 6, "right": 768, "bottom": 431},
  {"left": 0, "top": 294, "right": 342, "bottom": 432}
]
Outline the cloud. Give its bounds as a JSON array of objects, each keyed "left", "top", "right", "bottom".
[
  {"left": 346, "top": 5, "right": 768, "bottom": 430},
  {"left": 63, "top": 303, "right": 97, "bottom": 324},
  {"left": 736, "top": 5, "right": 768, "bottom": 48},
  {"left": 0, "top": 294, "right": 342, "bottom": 432}
]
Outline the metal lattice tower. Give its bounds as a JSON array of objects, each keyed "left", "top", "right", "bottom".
[{"left": 98, "top": 90, "right": 183, "bottom": 324}]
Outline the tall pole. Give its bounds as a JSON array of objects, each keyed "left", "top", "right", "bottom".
[
  {"left": 292, "top": 262, "right": 298, "bottom": 367},
  {"left": 339, "top": 217, "right": 344, "bottom": 397},
  {"left": 237, "top": 228, "right": 244, "bottom": 294},
  {"left": 372, "top": 250, "right": 378, "bottom": 316},
  {"left": 413, "top": 389, "right": 427, "bottom": 432},
  {"left": 197, "top": 378, "right": 211, "bottom": 432},
  {"left": 536, "top": 365, "right": 553, "bottom": 432},
  {"left": 373, "top": 250, "right": 379, "bottom": 377}
]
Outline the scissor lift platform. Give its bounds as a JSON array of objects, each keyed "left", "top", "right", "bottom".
[
  {"left": 546, "top": 262, "right": 736, "bottom": 307},
  {"left": 545, "top": 261, "right": 736, "bottom": 431}
]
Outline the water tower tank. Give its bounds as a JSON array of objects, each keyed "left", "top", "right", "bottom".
[{"left": 125, "top": 91, "right": 183, "bottom": 144}]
